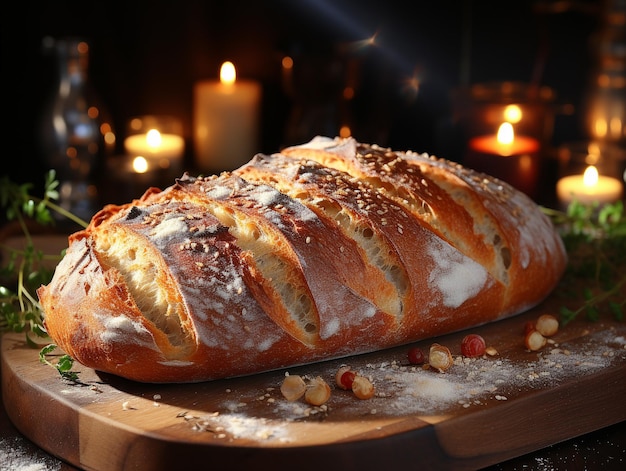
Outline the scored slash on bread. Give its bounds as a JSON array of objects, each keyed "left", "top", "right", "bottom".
[{"left": 37, "top": 136, "right": 567, "bottom": 383}]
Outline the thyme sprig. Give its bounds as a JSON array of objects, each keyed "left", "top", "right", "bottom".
[
  {"left": 0, "top": 170, "right": 88, "bottom": 375},
  {"left": 542, "top": 200, "right": 626, "bottom": 324},
  {"left": 39, "top": 343, "right": 80, "bottom": 383}
]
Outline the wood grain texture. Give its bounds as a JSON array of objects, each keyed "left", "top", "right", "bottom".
[{"left": 2, "top": 295, "right": 625, "bottom": 471}]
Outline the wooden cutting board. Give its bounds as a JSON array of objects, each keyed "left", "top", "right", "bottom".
[{"left": 2, "top": 293, "right": 625, "bottom": 471}]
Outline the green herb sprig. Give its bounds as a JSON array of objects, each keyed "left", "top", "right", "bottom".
[
  {"left": 0, "top": 170, "right": 88, "bottom": 377},
  {"left": 542, "top": 200, "right": 626, "bottom": 324},
  {"left": 39, "top": 344, "right": 80, "bottom": 382}
]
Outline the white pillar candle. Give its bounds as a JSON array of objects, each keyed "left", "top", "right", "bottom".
[
  {"left": 556, "top": 165, "right": 623, "bottom": 207},
  {"left": 193, "top": 61, "right": 261, "bottom": 173}
]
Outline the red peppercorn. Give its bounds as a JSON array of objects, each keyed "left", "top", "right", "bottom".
[
  {"left": 461, "top": 334, "right": 486, "bottom": 358},
  {"left": 407, "top": 346, "right": 425, "bottom": 365},
  {"left": 339, "top": 370, "right": 356, "bottom": 390}
]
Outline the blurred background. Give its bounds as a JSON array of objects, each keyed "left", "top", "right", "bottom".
[{"left": 2, "top": 0, "right": 624, "bottom": 214}]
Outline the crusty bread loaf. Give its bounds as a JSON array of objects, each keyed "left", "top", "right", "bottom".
[{"left": 37, "top": 136, "right": 567, "bottom": 383}]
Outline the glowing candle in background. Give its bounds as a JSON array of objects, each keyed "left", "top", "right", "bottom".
[
  {"left": 125, "top": 129, "right": 184, "bottom": 171},
  {"left": 100, "top": 115, "right": 187, "bottom": 204},
  {"left": 452, "top": 82, "right": 557, "bottom": 202},
  {"left": 124, "top": 115, "right": 185, "bottom": 173},
  {"left": 556, "top": 164, "right": 623, "bottom": 207},
  {"left": 468, "top": 122, "right": 540, "bottom": 157},
  {"left": 193, "top": 61, "right": 261, "bottom": 173},
  {"left": 556, "top": 141, "right": 626, "bottom": 210},
  {"left": 465, "top": 118, "right": 542, "bottom": 199}
]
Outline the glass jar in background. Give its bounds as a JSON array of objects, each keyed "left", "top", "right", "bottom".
[
  {"left": 581, "top": 0, "right": 626, "bottom": 147},
  {"left": 39, "top": 37, "right": 116, "bottom": 223}
]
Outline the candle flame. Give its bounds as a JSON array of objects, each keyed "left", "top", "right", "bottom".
[
  {"left": 497, "top": 122, "right": 514, "bottom": 145},
  {"left": 220, "top": 61, "right": 236, "bottom": 85},
  {"left": 132, "top": 156, "right": 149, "bottom": 173},
  {"left": 583, "top": 165, "right": 599, "bottom": 187},
  {"left": 146, "top": 129, "right": 162, "bottom": 148}
]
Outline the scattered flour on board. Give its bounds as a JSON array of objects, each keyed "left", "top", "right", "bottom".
[
  {"left": 180, "top": 328, "right": 625, "bottom": 442},
  {"left": 352, "top": 329, "right": 624, "bottom": 414},
  {"left": 177, "top": 405, "right": 293, "bottom": 443},
  {"left": 0, "top": 438, "right": 61, "bottom": 471}
]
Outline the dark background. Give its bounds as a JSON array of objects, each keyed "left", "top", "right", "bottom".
[{"left": 2, "top": 0, "right": 604, "bottom": 191}]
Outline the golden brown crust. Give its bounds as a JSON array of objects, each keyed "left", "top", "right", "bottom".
[{"left": 37, "top": 137, "right": 567, "bottom": 383}]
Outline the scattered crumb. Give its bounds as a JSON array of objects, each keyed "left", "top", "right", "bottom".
[{"left": 122, "top": 401, "right": 136, "bottom": 411}]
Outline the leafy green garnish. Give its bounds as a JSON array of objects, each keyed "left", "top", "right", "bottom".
[
  {"left": 542, "top": 200, "right": 626, "bottom": 324},
  {"left": 0, "top": 170, "right": 88, "bottom": 376},
  {"left": 39, "top": 343, "right": 79, "bottom": 382}
]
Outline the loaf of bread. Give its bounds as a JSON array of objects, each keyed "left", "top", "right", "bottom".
[{"left": 37, "top": 136, "right": 567, "bottom": 383}]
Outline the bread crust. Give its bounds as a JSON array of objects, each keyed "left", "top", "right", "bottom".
[{"left": 38, "top": 137, "right": 567, "bottom": 383}]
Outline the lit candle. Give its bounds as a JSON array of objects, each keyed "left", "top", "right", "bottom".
[
  {"left": 464, "top": 121, "right": 542, "bottom": 198},
  {"left": 124, "top": 128, "right": 184, "bottom": 171},
  {"left": 193, "top": 61, "right": 261, "bottom": 173},
  {"left": 557, "top": 165, "right": 623, "bottom": 207},
  {"left": 468, "top": 122, "right": 539, "bottom": 157}
]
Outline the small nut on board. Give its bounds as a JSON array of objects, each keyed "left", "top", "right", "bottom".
[
  {"left": 429, "top": 343, "right": 453, "bottom": 372},
  {"left": 305, "top": 376, "right": 331, "bottom": 406},
  {"left": 524, "top": 330, "right": 547, "bottom": 351},
  {"left": 535, "top": 314, "right": 559, "bottom": 337},
  {"left": 351, "top": 375, "right": 375, "bottom": 400},
  {"left": 280, "top": 374, "right": 306, "bottom": 401}
]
